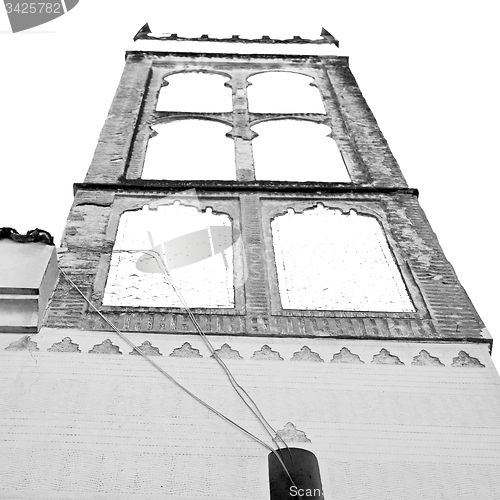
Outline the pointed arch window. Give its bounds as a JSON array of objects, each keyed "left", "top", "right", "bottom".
[
  {"left": 268, "top": 448, "right": 324, "bottom": 500},
  {"left": 156, "top": 71, "right": 232, "bottom": 112},
  {"left": 252, "top": 120, "right": 350, "bottom": 182},
  {"left": 271, "top": 204, "right": 415, "bottom": 312},
  {"left": 248, "top": 71, "right": 325, "bottom": 113},
  {"left": 103, "top": 203, "right": 235, "bottom": 308},
  {"left": 141, "top": 119, "right": 236, "bottom": 180}
]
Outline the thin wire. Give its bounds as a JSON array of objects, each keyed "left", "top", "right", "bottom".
[
  {"left": 117, "top": 248, "right": 299, "bottom": 487},
  {"left": 117, "top": 248, "right": 292, "bottom": 453},
  {"left": 59, "top": 268, "right": 299, "bottom": 490}
]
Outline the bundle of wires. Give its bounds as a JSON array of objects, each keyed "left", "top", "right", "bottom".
[{"left": 60, "top": 247, "right": 302, "bottom": 495}]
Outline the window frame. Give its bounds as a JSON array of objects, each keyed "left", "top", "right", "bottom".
[
  {"left": 93, "top": 194, "right": 246, "bottom": 316},
  {"left": 261, "top": 197, "right": 428, "bottom": 319}
]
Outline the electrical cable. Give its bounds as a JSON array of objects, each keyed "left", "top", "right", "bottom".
[
  {"left": 59, "top": 267, "right": 300, "bottom": 492},
  {"left": 137, "top": 248, "right": 291, "bottom": 449},
  {"left": 115, "top": 247, "right": 300, "bottom": 490}
]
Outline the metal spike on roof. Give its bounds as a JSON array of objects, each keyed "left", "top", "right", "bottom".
[
  {"left": 321, "top": 27, "right": 339, "bottom": 47},
  {"left": 133, "top": 23, "right": 151, "bottom": 42}
]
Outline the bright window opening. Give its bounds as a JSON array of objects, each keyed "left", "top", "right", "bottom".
[
  {"left": 142, "top": 119, "right": 236, "bottom": 180},
  {"left": 271, "top": 204, "right": 415, "bottom": 312},
  {"left": 103, "top": 203, "right": 235, "bottom": 308},
  {"left": 248, "top": 71, "right": 325, "bottom": 113},
  {"left": 252, "top": 120, "right": 350, "bottom": 182},
  {"left": 156, "top": 72, "right": 232, "bottom": 112}
]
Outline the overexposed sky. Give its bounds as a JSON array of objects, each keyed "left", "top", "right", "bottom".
[{"left": 0, "top": 1, "right": 498, "bottom": 360}]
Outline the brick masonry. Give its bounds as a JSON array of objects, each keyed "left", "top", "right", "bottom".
[{"left": 44, "top": 51, "right": 487, "bottom": 343}]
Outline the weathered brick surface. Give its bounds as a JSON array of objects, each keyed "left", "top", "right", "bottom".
[
  {"left": 45, "top": 188, "right": 485, "bottom": 341},
  {"left": 43, "top": 51, "right": 487, "bottom": 344},
  {"left": 84, "top": 53, "right": 152, "bottom": 184},
  {"left": 323, "top": 60, "right": 409, "bottom": 188}
]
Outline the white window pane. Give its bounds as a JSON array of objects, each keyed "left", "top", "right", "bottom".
[
  {"left": 157, "top": 72, "right": 232, "bottom": 112},
  {"left": 248, "top": 71, "right": 325, "bottom": 113},
  {"left": 272, "top": 205, "right": 415, "bottom": 312},
  {"left": 252, "top": 120, "right": 350, "bottom": 182},
  {"left": 142, "top": 120, "right": 236, "bottom": 180},
  {"left": 103, "top": 204, "right": 234, "bottom": 308}
]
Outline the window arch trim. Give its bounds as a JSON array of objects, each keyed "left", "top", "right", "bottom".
[
  {"left": 262, "top": 199, "right": 428, "bottom": 318},
  {"left": 160, "top": 68, "right": 233, "bottom": 86},
  {"left": 91, "top": 196, "right": 246, "bottom": 315},
  {"left": 148, "top": 116, "right": 235, "bottom": 138},
  {"left": 249, "top": 116, "right": 329, "bottom": 131},
  {"left": 246, "top": 69, "right": 321, "bottom": 88}
]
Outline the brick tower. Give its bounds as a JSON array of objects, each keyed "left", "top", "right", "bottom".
[{"left": 1, "top": 26, "right": 500, "bottom": 500}]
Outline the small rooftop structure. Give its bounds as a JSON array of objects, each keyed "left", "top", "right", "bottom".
[{"left": 0, "top": 228, "right": 57, "bottom": 333}]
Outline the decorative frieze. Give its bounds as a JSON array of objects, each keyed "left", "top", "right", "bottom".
[
  {"left": 170, "top": 342, "right": 203, "bottom": 358},
  {"left": 331, "top": 347, "right": 364, "bottom": 364},
  {"left": 452, "top": 351, "right": 485, "bottom": 368},
  {"left": 130, "top": 340, "right": 163, "bottom": 356},
  {"left": 276, "top": 422, "right": 311, "bottom": 443},
  {"left": 1, "top": 336, "right": 485, "bottom": 368},
  {"left": 372, "top": 348, "right": 404, "bottom": 365},
  {"left": 291, "top": 346, "right": 324, "bottom": 362},
  {"left": 412, "top": 349, "right": 445, "bottom": 367},
  {"left": 89, "top": 339, "right": 122, "bottom": 355},
  {"left": 251, "top": 344, "right": 283, "bottom": 361},
  {"left": 48, "top": 337, "right": 81, "bottom": 353}
]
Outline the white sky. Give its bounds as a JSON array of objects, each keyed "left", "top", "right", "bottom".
[{"left": 0, "top": 1, "right": 498, "bottom": 362}]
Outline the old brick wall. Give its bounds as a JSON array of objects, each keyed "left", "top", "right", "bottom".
[
  {"left": 44, "top": 51, "right": 487, "bottom": 344},
  {"left": 45, "top": 187, "right": 485, "bottom": 340}
]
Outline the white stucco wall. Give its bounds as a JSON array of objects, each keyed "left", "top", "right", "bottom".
[{"left": 1, "top": 329, "right": 499, "bottom": 499}]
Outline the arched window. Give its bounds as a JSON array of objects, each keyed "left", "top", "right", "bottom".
[
  {"left": 156, "top": 71, "right": 232, "bottom": 112},
  {"left": 103, "top": 203, "right": 235, "bottom": 308},
  {"left": 141, "top": 119, "right": 236, "bottom": 180},
  {"left": 268, "top": 448, "right": 324, "bottom": 500},
  {"left": 271, "top": 204, "right": 415, "bottom": 312},
  {"left": 252, "top": 120, "right": 350, "bottom": 182},
  {"left": 248, "top": 71, "right": 325, "bottom": 113}
]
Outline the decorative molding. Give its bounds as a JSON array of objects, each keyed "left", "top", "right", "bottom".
[
  {"left": 412, "top": 349, "right": 444, "bottom": 367},
  {"left": 371, "top": 348, "right": 404, "bottom": 365},
  {"left": 212, "top": 343, "right": 242, "bottom": 360},
  {"left": 82, "top": 313, "right": 441, "bottom": 339},
  {"left": 48, "top": 337, "right": 81, "bottom": 353},
  {"left": 89, "top": 339, "right": 122, "bottom": 355},
  {"left": 331, "top": 347, "right": 364, "bottom": 364},
  {"left": 170, "top": 342, "right": 203, "bottom": 358},
  {"left": 276, "top": 422, "right": 311, "bottom": 443},
  {"left": 0, "top": 227, "right": 54, "bottom": 245},
  {"left": 4, "top": 336, "right": 39, "bottom": 352},
  {"left": 251, "top": 344, "right": 283, "bottom": 361},
  {"left": 4, "top": 335, "right": 484, "bottom": 368},
  {"left": 291, "top": 346, "right": 324, "bottom": 362},
  {"left": 129, "top": 340, "right": 162, "bottom": 356},
  {"left": 452, "top": 351, "right": 485, "bottom": 368}
]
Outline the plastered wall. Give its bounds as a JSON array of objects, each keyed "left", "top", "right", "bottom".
[{"left": 1, "top": 330, "right": 499, "bottom": 499}]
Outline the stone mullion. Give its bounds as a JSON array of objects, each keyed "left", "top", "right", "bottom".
[
  {"left": 231, "top": 72, "right": 255, "bottom": 181},
  {"left": 240, "top": 193, "right": 270, "bottom": 316}
]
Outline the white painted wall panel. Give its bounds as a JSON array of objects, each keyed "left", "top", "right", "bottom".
[{"left": 1, "top": 330, "right": 499, "bottom": 499}]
